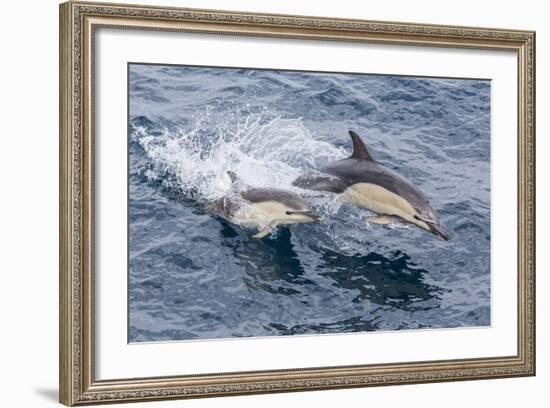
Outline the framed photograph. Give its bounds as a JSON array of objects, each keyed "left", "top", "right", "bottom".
[{"left": 59, "top": 1, "right": 536, "bottom": 405}]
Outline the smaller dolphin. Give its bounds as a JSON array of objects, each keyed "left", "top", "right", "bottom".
[
  {"left": 209, "top": 171, "right": 320, "bottom": 238},
  {"left": 292, "top": 131, "right": 448, "bottom": 240}
]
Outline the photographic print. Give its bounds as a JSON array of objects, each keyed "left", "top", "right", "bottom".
[
  {"left": 128, "top": 63, "right": 491, "bottom": 343},
  {"left": 59, "top": 4, "right": 535, "bottom": 403}
]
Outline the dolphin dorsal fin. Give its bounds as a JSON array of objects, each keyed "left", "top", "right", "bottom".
[
  {"left": 227, "top": 170, "right": 240, "bottom": 183},
  {"left": 349, "top": 130, "right": 375, "bottom": 161}
]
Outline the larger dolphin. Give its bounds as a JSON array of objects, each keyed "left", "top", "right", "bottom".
[
  {"left": 209, "top": 171, "right": 320, "bottom": 238},
  {"left": 292, "top": 130, "right": 449, "bottom": 240}
]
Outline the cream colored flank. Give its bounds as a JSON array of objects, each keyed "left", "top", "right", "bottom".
[
  {"left": 367, "top": 215, "right": 399, "bottom": 225},
  {"left": 230, "top": 200, "right": 314, "bottom": 238},
  {"left": 343, "top": 183, "right": 430, "bottom": 231}
]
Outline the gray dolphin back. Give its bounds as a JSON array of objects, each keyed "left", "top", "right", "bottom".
[
  {"left": 292, "top": 173, "right": 348, "bottom": 193},
  {"left": 241, "top": 188, "right": 309, "bottom": 211},
  {"left": 221, "top": 170, "right": 311, "bottom": 212},
  {"left": 293, "top": 130, "right": 434, "bottom": 216},
  {"left": 324, "top": 159, "right": 432, "bottom": 214},
  {"left": 292, "top": 130, "right": 378, "bottom": 193}
]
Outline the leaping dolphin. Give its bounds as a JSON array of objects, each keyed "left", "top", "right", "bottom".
[
  {"left": 209, "top": 171, "right": 320, "bottom": 238},
  {"left": 292, "top": 131, "right": 449, "bottom": 240}
]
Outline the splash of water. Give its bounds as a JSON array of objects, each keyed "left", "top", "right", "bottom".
[
  {"left": 130, "top": 107, "right": 414, "bottom": 255},
  {"left": 131, "top": 107, "right": 347, "bottom": 201}
]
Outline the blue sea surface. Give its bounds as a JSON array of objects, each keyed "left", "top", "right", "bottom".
[{"left": 128, "top": 63, "right": 491, "bottom": 342}]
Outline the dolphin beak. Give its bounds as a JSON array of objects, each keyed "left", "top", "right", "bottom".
[
  {"left": 302, "top": 211, "right": 321, "bottom": 222},
  {"left": 427, "top": 222, "right": 449, "bottom": 241},
  {"left": 308, "top": 212, "right": 322, "bottom": 222}
]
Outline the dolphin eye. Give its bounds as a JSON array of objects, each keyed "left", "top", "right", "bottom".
[{"left": 285, "top": 211, "right": 292, "bottom": 215}]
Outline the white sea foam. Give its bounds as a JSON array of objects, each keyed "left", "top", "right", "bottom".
[{"left": 132, "top": 108, "right": 346, "bottom": 201}]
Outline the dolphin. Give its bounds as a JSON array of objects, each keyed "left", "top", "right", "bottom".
[
  {"left": 209, "top": 171, "right": 320, "bottom": 238},
  {"left": 292, "top": 131, "right": 449, "bottom": 240}
]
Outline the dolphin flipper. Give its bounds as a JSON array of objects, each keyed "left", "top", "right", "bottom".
[
  {"left": 367, "top": 215, "right": 399, "bottom": 225},
  {"left": 252, "top": 222, "right": 278, "bottom": 239}
]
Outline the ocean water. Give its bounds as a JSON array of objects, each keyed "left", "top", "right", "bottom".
[{"left": 128, "top": 63, "right": 491, "bottom": 342}]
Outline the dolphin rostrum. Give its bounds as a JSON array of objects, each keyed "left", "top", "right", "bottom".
[
  {"left": 292, "top": 131, "right": 449, "bottom": 240},
  {"left": 209, "top": 171, "right": 320, "bottom": 238}
]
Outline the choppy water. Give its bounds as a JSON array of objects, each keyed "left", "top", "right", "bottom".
[{"left": 128, "top": 63, "right": 491, "bottom": 342}]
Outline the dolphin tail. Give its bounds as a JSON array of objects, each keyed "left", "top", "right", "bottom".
[{"left": 292, "top": 174, "right": 347, "bottom": 193}]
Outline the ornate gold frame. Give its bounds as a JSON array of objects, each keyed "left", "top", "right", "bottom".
[{"left": 59, "top": 1, "right": 536, "bottom": 405}]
